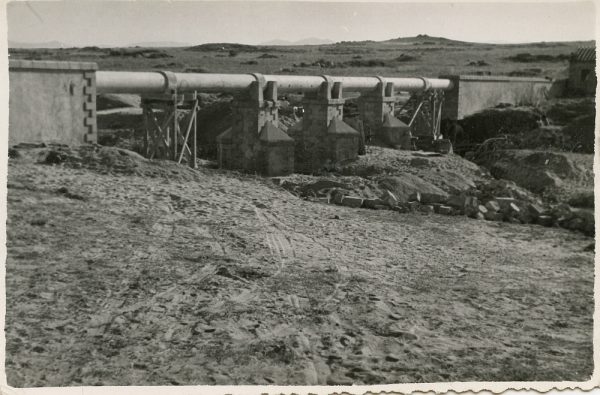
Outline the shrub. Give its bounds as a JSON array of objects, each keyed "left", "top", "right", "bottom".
[{"left": 258, "top": 53, "right": 278, "bottom": 59}]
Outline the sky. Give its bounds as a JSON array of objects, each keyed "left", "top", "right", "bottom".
[{"left": 6, "top": 0, "right": 597, "bottom": 47}]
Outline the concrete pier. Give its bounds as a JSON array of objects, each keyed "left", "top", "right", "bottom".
[
  {"left": 216, "top": 74, "right": 293, "bottom": 175},
  {"left": 292, "top": 78, "right": 359, "bottom": 172}
]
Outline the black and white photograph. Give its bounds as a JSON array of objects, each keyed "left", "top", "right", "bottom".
[{"left": 2, "top": 0, "right": 597, "bottom": 392}]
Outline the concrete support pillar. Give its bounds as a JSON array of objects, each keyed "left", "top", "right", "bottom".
[
  {"left": 357, "top": 77, "right": 411, "bottom": 149},
  {"left": 216, "top": 74, "right": 294, "bottom": 175},
  {"left": 294, "top": 76, "right": 359, "bottom": 173}
]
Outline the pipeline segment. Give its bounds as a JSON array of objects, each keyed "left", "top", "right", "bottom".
[{"left": 96, "top": 71, "right": 453, "bottom": 94}]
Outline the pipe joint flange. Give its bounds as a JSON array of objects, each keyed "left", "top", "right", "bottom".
[
  {"left": 247, "top": 73, "right": 267, "bottom": 103},
  {"left": 249, "top": 73, "right": 267, "bottom": 88},
  {"left": 374, "top": 75, "right": 394, "bottom": 97},
  {"left": 320, "top": 75, "right": 334, "bottom": 86},
  {"left": 158, "top": 71, "right": 178, "bottom": 94},
  {"left": 374, "top": 75, "right": 387, "bottom": 89},
  {"left": 417, "top": 77, "right": 432, "bottom": 92},
  {"left": 319, "top": 75, "right": 339, "bottom": 99}
]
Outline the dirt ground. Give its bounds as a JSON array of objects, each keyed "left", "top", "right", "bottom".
[{"left": 5, "top": 148, "right": 594, "bottom": 387}]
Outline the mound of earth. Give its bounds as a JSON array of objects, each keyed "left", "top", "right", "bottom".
[
  {"left": 8, "top": 143, "right": 204, "bottom": 182},
  {"left": 475, "top": 149, "right": 594, "bottom": 204},
  {"left": 460, "top": 106, "right": 543, "bottom": 144},
  {"left": 278, "top": 146, "right": 498, "bottom": 204},
  {"left": 542, "top": 97, "right": 596, "bottom": 125}
]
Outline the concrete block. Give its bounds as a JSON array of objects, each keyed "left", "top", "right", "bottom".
[
  {"left": 420, "top": 193, "right": 448, "bottom": 205},
  {"left": 485, "top": 200, "right": 500, "bottom": 212},
  {"left": 408, "top": 192, "right": 421, "bottom": 202},
  {"left": 447, "top": 194, "right": 467, "bottom": 208},
  {"left": 393, "top": 205, "right": 408, "bottom": 213},
  {"left": 381, "top": 190, "right": 398, "bottom": 207},
  {"left": 363, "top": 198, "right": 384, "bottom": 209},
  {"left": 537, "top": 215, "right": 554, "bottom": 227},
  {"left": 508, "top": 202, "right": 520, "bottom": 214},
  {"left": 467, "top": 196, "right": 479, "bottom": 208},
  {"left": 528, "top": 203, "right": 545, "bottom": 219},
  {"left": 341, "top": 196, "right": 363, "bottom": 208},
  {"left": 332, "top": 190, "right": 346, "bottom": 205},
  {"left": 495, "top": 197, "right": 518, "bottom": 211},
  {"left": 478, "top": 205, "right": 488, "bottom": 215},
  {"left": 407, "top": 201, "right": 420, "bottom": 211},
  {"left": 484, "top": 211, "right": 503, "bottom": 221},
  {"left": 438, "top": 205, "right": 453, "bottom": 215},
  {"left": 419, "top": 205, "right": 435, "bottom": 214}
]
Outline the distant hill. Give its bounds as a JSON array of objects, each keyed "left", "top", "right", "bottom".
[
  {"left": 186, "top": 42, "right": 263, "bottom": 52},
  {"left": 129, "top": 41, "right": 191, "bottom": 48},
  {"left": 384, "top": 34, "right": 473, "bottom": 45},
  {"left": 260, "top": 37, "right": 334, "bottom": 46},
  {"left": 8, "top": 40, "right": 67, "bottom": 48}
]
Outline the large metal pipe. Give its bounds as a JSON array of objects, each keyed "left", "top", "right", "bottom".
[{"left": 96, "top": 71, "right": 453, "bottom": 94}]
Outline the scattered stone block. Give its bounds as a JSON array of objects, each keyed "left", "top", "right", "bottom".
[
  {"left": 363, "top": 198, "right": 384, "bottom": 209},
  {"left": 381, "top": 190, "right": 399, "bottom": 207},
  {"left": 478, "top": 205, "right": 488, "bottom": 215},
  {"left": 374, "top": 204, "right": 389, "bottom": 210},
  {"left": 485, "top": 200, "right": 500, "bottom": 212},
  {"left": 408, "top": 192, "right": 421, "bottom": 203},
  {"left": 419, "top": 205, "right": 434, "bottom": 214},
  {"left": 465, "top": 196, "right": 479, "bottom": 208},
  {"left": 393, "top": 205, "right": 408, "bottom": 213},
  {"left": 341, "top": 196, "right": 363, "bottom": 208},
  {"left": 420, "top": 193, "right": 448, "bottom": 205},
  {"left": 447, "top": 194, "right": 467, "bottom": 209},
  {"left": 508, "top": 202, "right": 520, "bottom": 214},
  {"left": 317, "top": 197, "right": 330, "bottom": 204},
  {"left": 407, "top": 201, "right": 420, "bottom": 211},
  {"left": 332, "top": 190, "right": 346, "bottom": 205},
  {"left": 495, "top": 197, "right": 518, "bottom": 210},
  {"left": 528, "top": 203, "right": 544, "bottom": 219},
  {"left": 438, "top": 205, "right": 453, "bottom": 215},
  {"left": 484, "top": 210, "right": 503, "bottom": 221},
  {"left": 564, "top": 217, "right": 584, "bottom": 231},
  {"left": 537, "top": 215, "right": 554, "bottom": 227}
]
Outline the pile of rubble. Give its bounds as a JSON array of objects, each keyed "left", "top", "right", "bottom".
[{"left": 280, "top": 177, "right": 594, "bottom": 237}]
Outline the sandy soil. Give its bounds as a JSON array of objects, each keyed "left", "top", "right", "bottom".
[{"left": 5, "top": 151, "right": 594, "bottom": 386}]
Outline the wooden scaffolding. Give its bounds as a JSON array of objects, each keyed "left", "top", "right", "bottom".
[{"left": 141, "top": 91, "right": 199, "bottom": 168}]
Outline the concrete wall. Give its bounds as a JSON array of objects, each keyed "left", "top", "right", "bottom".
[
  {"left": 441, "top": 75, "right": 554, "bottom": 120},
  {"left": 9, "top": 60, "right": 98, "bottom": 146},
  {"left": 568, "top": 62, "right": 596, "bottom": 95}
]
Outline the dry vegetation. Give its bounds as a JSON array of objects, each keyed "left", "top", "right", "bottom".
[{"left": 9, "top": 34, "right": 592, "bottom": 78}]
